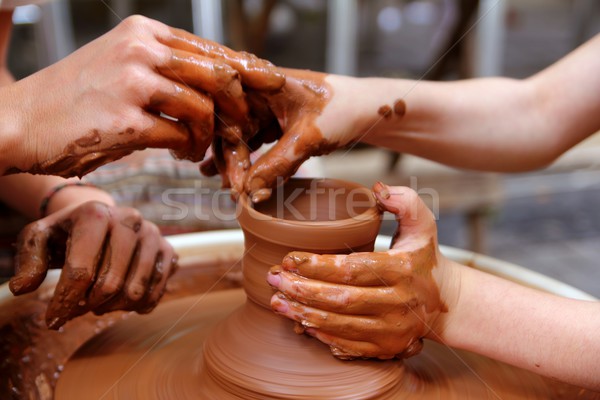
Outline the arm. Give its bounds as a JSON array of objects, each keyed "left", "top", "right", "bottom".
[
  {"left": 335, "top": 29, "right": 600, "bottom": 171},
  {"left": 438, "top": 260, "right": 600, "bottom": 389},
  {"left": 0, "top": 15, "right": 283, "bottom": 177},
  {"left": 242, "top": 34, "right": 600, "bottom": 196},
  {"left": 267, "top": 183, "right": 600, "bottom": 390},
  {"left": 0, "top": 174, "right": 114, "bottom": 219},
  {"left": 7, "top": 177, "right": 178, "bottom": 329}
]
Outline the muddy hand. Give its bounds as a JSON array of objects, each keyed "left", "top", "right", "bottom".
[
  {"left": 267, "top": 183, "right": 448, "bottom": 360},
  {"left": 9, "top": 201, "right": 178, "bottom": 329},
  {"left": 2, "top": 15, "right": 284, "bottom": 178},
  {"left": 210, "top": 69, "right": 337, "bottom": 202}
]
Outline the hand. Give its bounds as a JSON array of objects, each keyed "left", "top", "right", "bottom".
[
  {"left": 9, "top": 201, "right": 178, "bottom": 329},
  {"left": 201, "top": 70, "right": 359, "bottom": 201},
  {"left": 1, "top": 15, "right": 284, "bottom": 177},
  {"left": 266, "top": 182, "right": 449, "bottom": 360}
]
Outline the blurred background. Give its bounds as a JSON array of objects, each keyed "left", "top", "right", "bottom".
[{"left": 5, "top": 0, "right": 600, "bottom": 296}]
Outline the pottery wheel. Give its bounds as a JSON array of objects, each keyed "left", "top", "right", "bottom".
[{"left": 54, "top": 288, "right": 594, "bottom": 399}]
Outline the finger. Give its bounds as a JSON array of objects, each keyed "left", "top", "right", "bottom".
[
  {"left": 138, "top": 110, "right": 191, "bottom": 150},
  {"left": 280, "top": 251, "right": 408, "bottom": 286},
  {"left": 36, "top": 112, "right": 195, "bottom": 179},
  {"left": 222, "top": 140, "right": 251, "bottom": 198},
  {"left": 210, "top": 136, "right": 230, "bottom": 188},
  {"left": 199, "top": 156, "right": 219, "bottom": 177},
  {"left": 217, "top": 118, "right": 246, "bottom": 144},
  {"left": 245, "top": 121, "right": 335, "bottom": 202},
  {"left": 157, "top": 50, "right": 249, "bottom": 122},
  {"left": 139, "top": 239, "right": 178, "bottom": 313},
  {"left": 267, "top": 270, "right": 401, "bottom": 315},
  {"left": 147, "top": 80, "right": 214, "bottom": 161},
  {"left": 160, "top": 27, "right": 285, "bottom": 90},
  {"left": 307, "top": 329, "right": 393, "bottom": 360},
  {"left": 372, "top": 183, "right": 436, "bottom": 249},
  {"left": 45, "top": 202, "right": 111, "bottom": 329},
  {"left": 91, "top": 233, "right": 174, "bottom": 316},
  {"left": 122, "top": 224, "right": 162, "bottom": 303},
  {"left": 9, "top": 222, "right": 53, "bottom": 295},
  {"left": 87, "top": 210, "right": 143, "bottom": 308},
  {"left": 270, "top": 293, "right": 387, "bottom": 343},
  {"left": 124, "top": 252, "right": 164, "bottom": 315}
]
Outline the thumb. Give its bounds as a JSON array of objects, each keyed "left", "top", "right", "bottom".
[{"left": 372, "top": 182, "right": 437, "bottom": 250}]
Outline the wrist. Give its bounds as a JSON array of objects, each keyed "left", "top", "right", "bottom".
[
  {"left": 323, "top": 75, "right": 409, "bottom": 144},
  {"left": 42, "top": 182, "right": 115, "bottom": 217},
  {"left": 425, "top": 256, "right": 463, "bottom": 343},
  {"left": 0, "top": 84, "right": 26, "bottom": 174}
]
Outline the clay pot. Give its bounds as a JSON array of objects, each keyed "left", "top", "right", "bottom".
[
  {"left": 199, "top": 178, "right": 406, "bottom": 398},
  {"left": 240, "top": 177, "right": 382, "bottom": 307}
]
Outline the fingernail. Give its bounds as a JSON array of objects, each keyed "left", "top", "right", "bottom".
[
  {"left": 271, "top": 295, "right": 289, "bottom": 313},
  {"left": 374, "top": 181, "right": 391, "bottom": 200},
  {"left": 282, "top": 252, "right": 307, "bottom": 271},
  {"left": 269, "top": 265, "right": 283, "bottom": 274},
  {"left": 252, "top": 188, "right": 272, "bottom": 203},
  {"left": 267, "top": 272, "right": 281, "bottom": 288},
  {"left": 301, "top": 320, "right": 318, "bottom": 329}
]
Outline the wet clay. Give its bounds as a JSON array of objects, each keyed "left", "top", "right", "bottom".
[
  {"left": 52, "top": 179, "right": 600, "bottom": 399},
  {"left": 196, "top": 178, "right": 402, "bottom": 398},
  {"left": 378, "top": 105, "right": 393, "bottom": 119},
  {"left": 0, "top": 257, "right": 242, "bottom": 399},
  {"left": 271, "top": 239, "right": 447, "bottom": 361},
  {"left": 5, "top": 29, "right": 285, "bottom": 179},
  {"left": 240, "top": 69, "right": 342, "bottom": 200},
  {"left": 9, "top": 202, "right": 178, "bottom": 330},
  {"left": 55, "top": 289, "right": 600, "bottom": 399},
  {"left": 393, "top": 99, "right": 406, "bottom": 116}
]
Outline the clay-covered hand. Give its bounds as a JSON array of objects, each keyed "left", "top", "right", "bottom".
[
  {"left": 9, "top": 201, "right": 178, "bottom": 329},
  {"left": 267, "top": 182, "right": 448, "bottom": 360},
  {"left": 1, "top": 15, "right": 284, "bottom": 177},
  {"left": 202, "top": 70, "right": 360, "bottom": 202},
  {"left": 244, "top": 69, "right": 352, "bottom": 202}
]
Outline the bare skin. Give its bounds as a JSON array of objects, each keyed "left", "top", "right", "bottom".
[
  {"left": 233, "top": 34, "right": 600, "bottom": 198},
  {"left": 9, "top": 201, "right": 177, "bottom": 330},
  {"left": 0, "top": 16, "right": 178, "bottom": 329},
  {"left": 200, "top": 68, "right": 342, "bottom": 199},
  {"left": 268, "top": 184, "right": 600, "bottom": 390},
  {"left": 267, "top": 182, "right": 449, "bottom": 360},
  {"left": 0, "top": 15, "right": 284, "bottom": 177}
]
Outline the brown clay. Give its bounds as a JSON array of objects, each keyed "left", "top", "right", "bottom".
[
  {"left": 393, "top": 99, "right": 406, "bottom": 116},
  {"left": 270, "top": 239, "right": 448, "bottom": 361},
  {"left": 51, "top": 179, "right": 600, "bottom": 399},
  {"left": 244, "top": 70, "right": 341, "bottom": 199},
  {"left": 378, "top": 105, "right": 393, "bottom": 118},
  {"left": 55, "top": 292, "right": 599, "bottom": 399}
]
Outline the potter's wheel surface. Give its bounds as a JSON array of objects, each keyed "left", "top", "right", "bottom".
[
  {"left": 51, "top": 231, "right": 599, "bottom": 399},
  {"left": 55, "top": 288, "right": 591, "bottom": 400}
]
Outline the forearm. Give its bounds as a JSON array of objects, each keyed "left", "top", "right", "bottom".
[
  {"left": 0, "top": 174, "right": 114, "bottom": 219},
  {"left": 326, "top": 75, "right": 560, "bottom": 172},
  {"left": 435, "top": 260, "right": 600, "bottom": 389},
  {"left": 322, "top": 35, "right": 600, "bottom": 172}
]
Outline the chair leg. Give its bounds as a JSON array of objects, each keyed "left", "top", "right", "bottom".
[{"left": 467, "top": 209, "right": 487, "bottom": 254}]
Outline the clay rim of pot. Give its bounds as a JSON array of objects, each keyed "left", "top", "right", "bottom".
[{"left": 238, "top": 178, "right": 382, "bottom": 250}]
